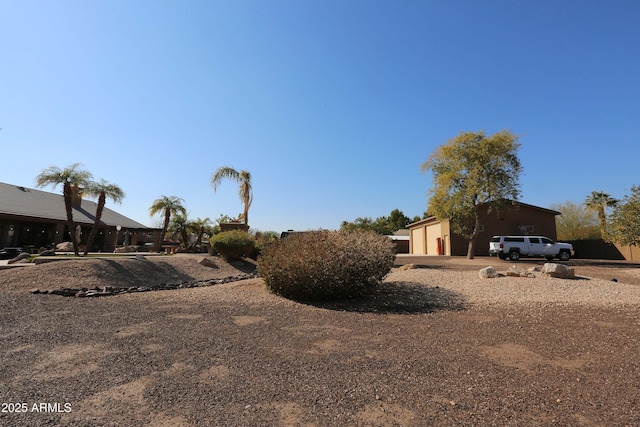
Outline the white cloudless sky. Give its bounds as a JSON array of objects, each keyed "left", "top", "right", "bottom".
[{"left": 1, "top": 0, "right": 639, "bottom": 232}]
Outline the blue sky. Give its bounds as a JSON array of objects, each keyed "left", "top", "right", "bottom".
[{"left": 1, "top": 0, "right": 638, "bottom": 232}]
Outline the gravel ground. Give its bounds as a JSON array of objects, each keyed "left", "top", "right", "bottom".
[{"left": 1, "top": 254, "right": 640, "bottom": 426}]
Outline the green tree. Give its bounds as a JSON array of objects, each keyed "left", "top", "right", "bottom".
[
  {"left": 188, "top": 217, "right": 214, "bottom": 252},
  {"left": 387, "top": 209, "right": 411, "bottom": 231},
  {"left": 149, "top": 195, "right": 187, "bottom": 252},
  {"left": 421, "top": 130, "right": 522, "bottom": 259},
  {"left": 35, "top": 163, "right": 93, "bottom": 256},
  {"left": 340, "top": 209, "right": 411, "bottom": 235},
  {"left": 585, "top": 191, "right": 618, "bottom": 238},
  {"left": 82, "top": 179, "right": 125, "bottom": 255},
  {"left": 340, "top": 217, "right": 376, "bottom": 233},
  {"left": 607, "top": 185, "right": 640, "bottom": 247},
  {"left": 210, "top": 167, "right": 253, "bottom": 225},
  {"left": 549, "top": 201, "right": 600, "bottom": 240},
  {"left": 168, "top": 213, "right": 190, "bottom": 248}
]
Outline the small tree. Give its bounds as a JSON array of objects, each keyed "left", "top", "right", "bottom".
[
  {"left": 35, "top": 163, "right": 93, "bottom": 256},
  {"left": 210, "top": 167, "right": 253, "bottom": 226},
  {"left": 607, "top": 185, "right": 640, "bottom": 248},
  {"left": 149, "top": 196, "right": 187, "bottom": 252},
  {"left": 585, "top": 191, "right": 618, "bottom": 239},
  {"left": 550, "top": 201, "right": 600, "bottom": 241},
  {"left": 340, "top": 209, "right": 411, "bottom": 235},
  {"left": 421, "top": 130, "right": 522, "bottom": 259},
  {"left": 188, "top": 217, "right": 214, "bottom": 252},
  {"left": 82, "top": 179, "right": 125, "bottom": 255},
  {"left": 167, "top": 213, "right": 190, "bottom": 249}
]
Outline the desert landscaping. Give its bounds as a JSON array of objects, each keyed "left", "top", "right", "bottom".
[{"left": 2, "top": 254, "right": 640, "bottom": 426}]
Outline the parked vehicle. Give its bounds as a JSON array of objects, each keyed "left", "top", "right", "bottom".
[{"left": 489, "top": 236, "right": 574, "bottom": 261}]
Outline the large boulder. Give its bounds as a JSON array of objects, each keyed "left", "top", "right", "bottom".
[
  {"left": 541, "top": 263, "right": 575, "bottom": 279},
  {"left": 56, "top": 241, "right": 74, "bottom": 252},
  {"left": 479, "top": 266, "right": 498, "bottom": 279},
  {"left": 506, "top": 265, "right": 535, "bottom": 278}
]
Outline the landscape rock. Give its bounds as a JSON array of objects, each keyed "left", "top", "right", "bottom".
[
  {"left": 114, "top": 245, "right": 139, "bottom": 253},
  {"left": 56, "top": 241, "right": 74, "bottom": 252},
  {"left": 39, "top": 249, "right": 56, "bottom": 256},
  {"left": 479, "top": 266, "right": 498, "bottom": 279},
  {"left": 506, "top": 265, "right": 535, "bottom": 278},
  {"left": 199, "top": 258, "right": 219, "bottom": 268},
  {"left": 8, "top": 252, "right": 30, "bottom": 264},
  {"left": 541, "top": 263, "right": 575, "bottom": 279},
  {"left": 38, "top": 272, "right": 260, "bottom": 298},
  {"left": 399, "top": 264, "right": 417, "bottom": 271}
]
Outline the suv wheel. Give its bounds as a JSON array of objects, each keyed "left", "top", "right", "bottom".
[
  {"left": 558, "top": 250, "right": 571, "bottom": 261},
  {"left": 509, "top": 251, "right": 520, "bottom": 261}
]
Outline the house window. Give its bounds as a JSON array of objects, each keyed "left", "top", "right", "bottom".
[{"left": 518, "top": 225, "right": 534, "bottom": 234}]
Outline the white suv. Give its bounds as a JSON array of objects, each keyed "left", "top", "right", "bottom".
[{"left": 489, "top": 236, "right": 574, "bottom": 261}]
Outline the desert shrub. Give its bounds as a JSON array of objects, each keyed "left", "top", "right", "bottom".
[
  {"left": 209, "top": 230, "right": 256, "bottom": 261},
  {"left": 257, "top": 230, "right": 396, "bottom": 301}
]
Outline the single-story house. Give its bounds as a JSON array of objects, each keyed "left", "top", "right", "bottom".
[
  {"left": 386, "top": 229, "right": 410, "bottom": 254},
  {"left": 0, "top": 181, "right": 156, "bottom": 252},
  {"left": 407, "top": 201, "right": 561, "bottom": 256}
]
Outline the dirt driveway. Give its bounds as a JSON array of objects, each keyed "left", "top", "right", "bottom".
[{"left": 1, "top": 255, "right": 640, "bottom": 426}]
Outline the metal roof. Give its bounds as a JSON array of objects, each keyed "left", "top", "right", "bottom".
[{"left": 0, "top": 182, "right": 149, "bottom": 229}]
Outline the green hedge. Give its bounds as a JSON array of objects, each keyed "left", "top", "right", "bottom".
[
  {"left": 257, "top": 230, "right": 396, "bottom": 301},
  {"left": 209, "top": 230, "right": 256, "bottom": 261}
]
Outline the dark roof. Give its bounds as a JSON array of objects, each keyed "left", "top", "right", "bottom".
[
  {"left": 407, "top": 200, "right": 561, "bottom": 228},
  {"left": 0, "top": 182, "right": 149, "bottom": 229}
]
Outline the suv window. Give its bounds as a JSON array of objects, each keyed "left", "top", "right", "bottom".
[
  {"left": 490, "top": 236, "right": 501, "bottom": 242},
  {"left": 504, "top": 237, "right": 525, "bottom": 242},
  {"left": 528, "top": 237, "right": 540, "bottom": 244},
  {"left": 541, "top": 237, "right": 553, "bottom": 244}
]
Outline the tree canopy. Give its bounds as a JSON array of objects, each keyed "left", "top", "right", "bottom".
[
  {"left": 340, "top": 209, "right": 412, "bottom": 235},
  {"left": 584, "top": 190, "right": 618, "bottom": 239},
  {"left": 421, "top": 130, "right": 522, "bottom": 258},
  {"left": 549, "top": 201, "right": 600, "bottom": 240},
  {"left": 35, "top": 163, "right": 93, "bottom": 256},
  {"left": 82, "top": 178, "right": 125, "bottom": 255},
  {"left": 149, "top": 195, "right": 187, "bottom": 251},
  {"left": 210, "top": 167, "right": 253, "bottom": 225},
  {"left": 607, "top": 185, "right": 640, "bottom": 247}
]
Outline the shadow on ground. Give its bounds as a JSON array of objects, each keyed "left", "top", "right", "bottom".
[{"left": 310, "top": 281, "right": 467, "bottom": 314}]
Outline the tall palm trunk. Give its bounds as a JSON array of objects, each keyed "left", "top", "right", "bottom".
[
  {"left": 155, "top": 210, "right": 171, "bottom": 252},
  {"left": 63, "top": 182, "right": 80, "bottom": 256},
  {"left": 83, "top": 192, "right": 106, "bottom": 256}
]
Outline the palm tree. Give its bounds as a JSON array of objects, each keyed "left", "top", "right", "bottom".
[
  {"left": 210, "top": 167, "right": 253, "bottom": 225},
  {"left": 149, "top": 196, "right": 186, "bottom": 252},
  {"left": 585, "top": 190, "right": 619, "bottom": 238},
  {"left": 168, "top": 213, "right": 190, "bottom": 249},
  {"left": 35, "top": 163, "right": 93, "bottom": 256},
  {"left": 188, "top": 217, "right": 213, "bottom": 252},
  {"left": 82, "top": 179, "right": 125, "bottom": 256}
]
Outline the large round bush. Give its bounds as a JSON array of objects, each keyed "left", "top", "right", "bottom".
[
  {"left": 257, "top": 230, "right": 396, "bottom": 301},
  {"left": 209, "top": 230, "right": 256, "bottom": 261}
]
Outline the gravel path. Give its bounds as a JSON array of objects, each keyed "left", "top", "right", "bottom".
[{"left": 1, "top": 255, "right": 640, "bottom": 426}]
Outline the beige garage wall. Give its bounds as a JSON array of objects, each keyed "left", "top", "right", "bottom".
[
  {"left": 426, "top": 223, "right": 442, "bottom": 255},
  {"left": 410, "top": 227, "right": 425, "bottom": 254}
]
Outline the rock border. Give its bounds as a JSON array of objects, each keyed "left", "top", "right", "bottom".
[{"left": 30, "top": 273, "right": 259, "bottom": 297}]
